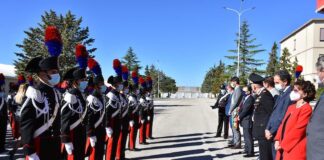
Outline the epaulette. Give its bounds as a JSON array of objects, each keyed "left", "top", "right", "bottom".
[
  {"left": 87, "top": 94, "right": 103, "bottom": 109},
  {"left": 64, "top": 92, "right": 77, "bottom": 105},
  {"left": 139, "top": 98, "right": 146, "bottom": 104},
  {"left": 25, "top": 86, "right": 43, "bottom": 103},
  {"left": 107, "top": 91, "right": 118, "bottom": 101},
  {"left": 128, "top": 96, "right": 136, "bottom": 103}
]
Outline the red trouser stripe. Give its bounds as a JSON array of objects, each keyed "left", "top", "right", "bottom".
[
  {"left": 129, "top": 126, "right": 136, "bottom": 150},
  {"left": 106, "top": 136, "right": 114, "bottom": 160},
  {"left": 115, "top": 130, "right": 123, "bottom": 159},
  {"left": 85, "top": 137, "right": 96, "bottom": 160}
]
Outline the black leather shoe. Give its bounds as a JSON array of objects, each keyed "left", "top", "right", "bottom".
[
  {"left": 243, "top": 154, "right": 255, "bottom": 158},
  {"left": 231, "top": 145, "right": 241, "bottom": 149}
]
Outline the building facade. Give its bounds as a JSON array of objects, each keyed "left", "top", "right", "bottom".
[
  {"left": 0, "top": 64, "right": 17, "bottom": 94},
  {"left": 280, "top": 19, "right": 324, "bottom": 83}
]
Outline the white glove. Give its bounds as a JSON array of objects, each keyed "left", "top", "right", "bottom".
[
  {"left": 106, "top": 127, "right": 113, "bottom": 138},
  {"left": 147, "top": 116, "right": 151, "bottom": 121},
  {"left": 27, "top": 153, "right": 40, "bottom": 160},
  {"left": 141, "top": 120, "right": 145, "bottom": 124},
  {"left": 64, "top": 142, "right": 74, "bottom": 155},
  {"left": 89, "top": 136, "right": 97, "bottom": 147},
  {"left": 129, "top": 120, "right": 135, "bottom": 127}
]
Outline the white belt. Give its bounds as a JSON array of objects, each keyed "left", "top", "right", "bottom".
[
  {"left": 70, "top": 106, "right": 87, "bottom": 130},
  {"left": 122, "top": 106, "right": 129, "bottom": 118},
  {"left": 94, "top": 107, "right": 105, "bottom": 128},
  {"left": 132, "top": 104, "right": 139, "bottom": 114},
  {"left": 112, "top": 107, "right": 121, "bottom": 118},
  {"left": 0, "top": 98, "right": 4, "bottom": 111},
  {"left": 33, "top": 91, "right": 59, "bottom": 138}
]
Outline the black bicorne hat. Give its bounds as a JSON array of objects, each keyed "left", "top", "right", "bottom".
[
  {"left": 25, "top": 57, "right": 43, "bottom": 73},
  {"left": 39, "top": 56, "right": 59, "bottom": 71}
]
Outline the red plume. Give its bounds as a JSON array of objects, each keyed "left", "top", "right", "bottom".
[
  {"left": 75, "top": 44, "right": 88, "bottom": 58},
  {"left": 45, "top": 26, "right": 61, "bottom": 42},
  {"left": 122, "top": 65, "right": 128, "bottom": 73},
  {"left": 295, "top": 65, "right": 303, "bottom": 72},
  {"left": 28, "top": 75, "right": 33, "bottom": 81},
  {"left": 132, "top": 71, "right": 138, "bottom": 78},
  {"left": 139, "top": 77, "right": 145, "bottom": 84},
  {"left": 146, "top": 76, "right": 152, "bottom": 82},
  {"left": 113, "top": 59, "right": 121, "bottom": 69},
  {"left": 18, "top": 74, "right": 25, "bottom": 81}
]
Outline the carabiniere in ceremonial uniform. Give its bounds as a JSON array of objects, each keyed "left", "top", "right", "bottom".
[{"left": 20, "top": 26, "right": 63, "bottom": 160}]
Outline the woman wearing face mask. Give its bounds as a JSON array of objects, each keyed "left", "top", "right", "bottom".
[
  {"left": 60, "top": 67, "right": 88, "bottom": 160},
  {"left": 105, "top": 75, "right": 122, "bottom": 160},
  {"left": 20, "top": 26, "right": 63, "bottom": 160},
  {"left": 274, "top": 80, "right": 315, "bottom": 160},
  {"left": 85, "top": 58, "right": 106, "bottom": 160}
]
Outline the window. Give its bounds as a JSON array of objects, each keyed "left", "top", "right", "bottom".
[{"left": 320, "top": 28, "right": 324, "bottom": 41}]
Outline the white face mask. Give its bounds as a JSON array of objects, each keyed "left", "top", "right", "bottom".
[
  {"left": 117, "top": 84, "right": 124, "bottom": 92},
  {"left": 101, "top": 85, "right": 107, "bottom": 93},
  {"left": 221, "top": 90, "right": 226, "bottom": 95},
  {"left": 290, "top": 91, "right": 301, "bottom": 101},
  {"left": 48, "top": 73, "right": 60, "bottom": 86},
  {"left": 315, "top": 75, "right": 322, "bottom": 84},
  {"left": 230, "top": 83, "right": 236, "bottom": 88},
  {"left": 275, "top": 83, "right": 283, "bottom": 91},
  {"left": 79, "top": 81, "right": 88, "bottom": 92},
  {"left": 124, "top": 88, "right": 129, "bottom": 94}
]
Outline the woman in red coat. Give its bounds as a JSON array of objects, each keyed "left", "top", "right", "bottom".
[{"left": 274, "top": 80, "right": 315, "bottom": 160}]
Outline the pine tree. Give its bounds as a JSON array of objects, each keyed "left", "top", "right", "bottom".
[
  {"left": 211, "top": 61, "right": 226, "bottom": 95},
  {"left": 144, "top": 65, "right": 150, "bottom": 76},
  {"left": 144, "top": 64, "right": 177, "bottom": 96},
  {"left": 266, "top": 42, "right": 279, "bottom": 76},
  {"left": 201, "top": 65, "right": 217, "bottom": 93},
  {"left": 225, "top": 21, "right": 265, "bottom": 85},
  {"left": 201, "top": 60, "right": 228, "bottom": 94},
  {"left": 291, "top": 56, "right": 299, "bottom": 82},
  {"left": 14, "top": 10, "right": 96, "bottom": 75},
  {"left": 279, "top": 47, "right": 292, "bottom": 73},
  {"left": 122, "top": 47, "right": 141, "bottom": 71}
]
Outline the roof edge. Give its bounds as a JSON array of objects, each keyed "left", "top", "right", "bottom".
[{"left": 280, "top": 19, "right": 324, "bottom": 43}]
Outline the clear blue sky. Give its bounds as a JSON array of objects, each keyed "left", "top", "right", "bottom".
[{"left": 0, "top": 0, "right": 322, "bottom": 86}]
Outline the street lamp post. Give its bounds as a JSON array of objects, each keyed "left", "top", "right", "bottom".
[
  {"left": 224, "top": 1, "right": 255, "bottom": 77},
  {"left": 157, "top": 60, "right": 160, "bottom": 98}
]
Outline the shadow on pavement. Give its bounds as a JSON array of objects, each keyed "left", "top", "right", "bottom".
[
  {"left": 154, "top": 105, "right": 192, "bottom": 107},
  {"left": 149, "top": 136, "right": 214, "bottom": 144},
  {"left": 215, "top": 151, "right": 244, "bottom": 158},
  {"left": 130, "top": 149, "right": 206, "bottom": 160},
  {"left": 154, "top": 132, "right": 213, "bottom": 140},
  {"left": 172, "top": 155, "right": 215, "bottom": 160},
  {"left": 140, "top": 141, "right": 204, "bottom": 151}
]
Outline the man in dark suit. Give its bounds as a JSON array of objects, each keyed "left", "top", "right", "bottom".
[
  {"left": 307, "top": 56, "right": 324, "bottom": 160},
  {"left": 239, "top": 86, "right": 255, "bottom": 157},
  {"left": 211, "top": 85, "right": 229, "bottom": 138},
  {"left": 265, "top": 70, "right": 292, "bottom": 158},
  {"left": 249, "top": 73, "right": 274, "bottom": 160}
]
